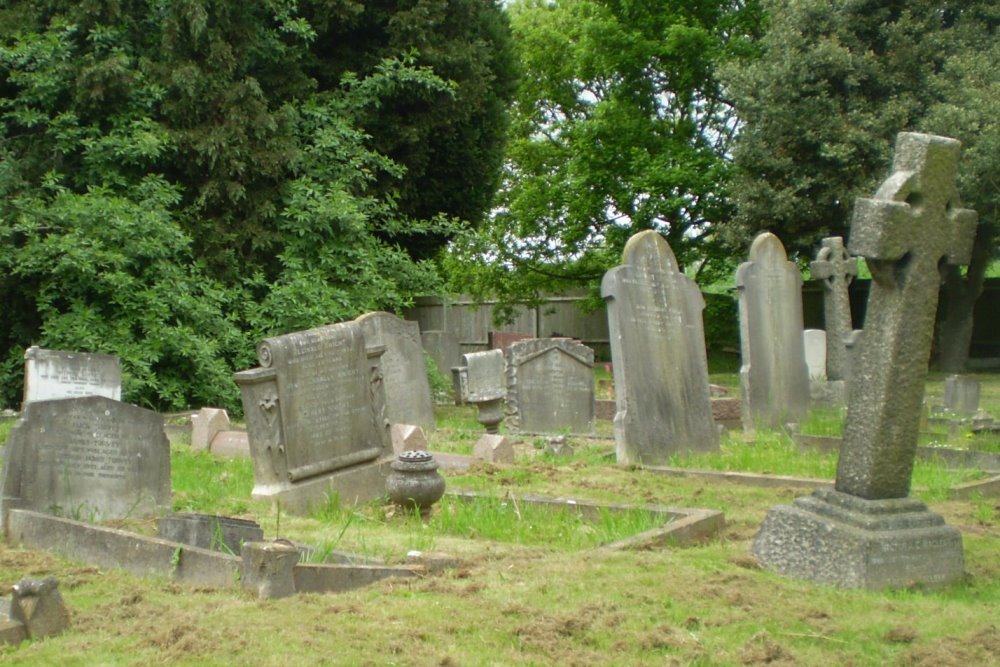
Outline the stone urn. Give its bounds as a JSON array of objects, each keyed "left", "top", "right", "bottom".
[{"left": 385, "top": 450, "right": 446, "bottom": 515}]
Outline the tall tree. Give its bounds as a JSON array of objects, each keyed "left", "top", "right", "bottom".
[
  {"left": 446, "top": 0, "right": 763, "bottom": 320},
  {"left": 725, "top": 1, "right": 1000, "bottom": 369}
]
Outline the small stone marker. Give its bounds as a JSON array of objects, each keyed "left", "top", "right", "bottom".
[
  {"left": 601, "top": 230, "right": 718, "bottom": 464},
  {"left": 736, "top": 233, "right": 811, "bottom": 430},
  {"left": 473, "top": 434, "right": 514, "bottom": 464},
  {"left": 752, "top": 132, "right": 975, "bottom": 589},
  {"left": 357, "top": 312, "right": 436, "bottom": 431},
  {"left": 241, "top": 541, "right": 299, "bottom": 600},
  {"left": 233, "top": 320, "right": 394, "bottom": 512},
  {"left": 504, "top": 338, "right": 594, "bottom": 434},
  {"left": 190, "top": 407, "right": 231, "bottom": 451},
  {"left": 943, "top": 375, "right": 980, "bottom": 417},
  {"left": 390, "top": 423, "right": 428, "bottom": 454},
  {"left": 9, "top": 578, "right": 70, "bottom": 641},
  {"left": 810, "top": 237, "right": 858, "bottom": 381},
  {"left": 22, "top": 346, "right": 121, "bottom": 405},
  {"left": 158, "top": 513, "right": 264, "bottom": 554},
  {"left": 802, "top": 329, "right": 827, "bottom": 380},
  {"left": 0, "top": 396, "right": 170, "bottom": 530}
]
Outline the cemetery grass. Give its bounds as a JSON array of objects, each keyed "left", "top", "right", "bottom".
[{"left": 0, "top": 417, "right": 997, "bottom": 663}]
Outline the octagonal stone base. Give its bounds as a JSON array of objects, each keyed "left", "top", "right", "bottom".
[{"left": 751, "top": 487, "right": 964, "bottom": 589}]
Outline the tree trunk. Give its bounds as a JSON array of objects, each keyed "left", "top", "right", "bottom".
[{"left": 936, "top": 224, "right": 995, "bottom": 372}]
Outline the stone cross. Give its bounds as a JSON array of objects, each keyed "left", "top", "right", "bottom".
[
  {"left": 810, "top": 237, "right": 857, "bottom": 380},
  {"left": 838, "top": 132, "right": 977, "bottom": 499}
]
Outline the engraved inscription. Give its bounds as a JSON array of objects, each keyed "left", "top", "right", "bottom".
[{"left": 36, "top": 413, "right": 133, "bottom": 480}]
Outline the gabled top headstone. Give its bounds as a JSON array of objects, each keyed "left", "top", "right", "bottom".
[
  {"left": 839, "top": 132, "right": 978, "bottom": 499},
  {"left": 22, "top": 346, "right": 121, "bottom": 406},
  {"left": 504, "top": 338, "right": 594, "bottom": 434},
  {"left": 0, "top": 396, "right": 170, "bottom": 530},
  {"left": 601, "top": 230, "right": 718, "bottom": 464},
  {"left": 810, "top": 237, "right": 858, "bottom": 381},
  {"left": 357, "top": 312, "right": 435, "bottom": 431},
  {"left": 736, "top": 233, "right": 810, "bottom": 429}
]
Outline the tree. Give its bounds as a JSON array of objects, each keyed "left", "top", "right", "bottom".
[
  {"left": 0, "top": 1, "right": 506, "bottom": 410},
  {"left": 445, "top": 0, "right": 764, "bottom": 320},
  {"left": 725, "top": 0, "right": 1000, "bottom": 369}
]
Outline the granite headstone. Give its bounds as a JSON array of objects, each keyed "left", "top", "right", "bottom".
[{"left": 504, "top": 338, "right": 595, "bottom": 434}]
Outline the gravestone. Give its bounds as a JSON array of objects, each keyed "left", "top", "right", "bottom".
[
  {"left": 943, "top": 375, "right": 980, "bottom": 417},
  {"left": 158, "top": 513, "right": 264, "bottom": 554},
  {"left": 420, "top": 330, "right": 462, "bottom": 384},
  {"left": 0, "top": 396, "right": 170, "bottom": 530},
  {"left": 22, "top": 346, "right": 121, "bottom": 405},
  {"left": 810, "top": 237, "right": 858, "bottom": 381},
  {"left": 233, "top": 320, "right": 393, "bottom": 513},
  {"left": 752, "top": 132, "right": 975, "bottom": 589},
  {"left": 504, "top": 338, "right": 594, "bottom": 434},
  {"left": 357, "top": 312, "right": 435, "bottom": 431},
  {"left": 802, "top": 329, "right": 827, "bottom": 380},
  {"left": 191, "top": 408, "right": 231, "bottom": 451},
  {"left": 601, "top": 230, "right": 718, "bottom": 464},
  {"left": 453, "top": 350, "right": 506, "bottom": 433},
  {"left": 736, "top": 233, "right": 811, "bottom": 430}
]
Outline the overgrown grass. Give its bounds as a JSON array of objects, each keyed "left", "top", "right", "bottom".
[{"left": 170, "top": 445, "right": 256, "bottom": 516}]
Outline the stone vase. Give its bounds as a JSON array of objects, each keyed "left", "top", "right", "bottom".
[{"left": 385, "top": 451, "right": 446, "bottom": 514}]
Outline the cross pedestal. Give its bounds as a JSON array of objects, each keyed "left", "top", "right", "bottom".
[{"left": 752, "top": 133, "right": 976, "bottom": 588}]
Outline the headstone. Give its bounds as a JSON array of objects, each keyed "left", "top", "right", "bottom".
[
  {"left": 600, "top": 231, "right": 718, "bottom": 464},
  {"left": 504, "top": 338, "right": 595, "bottom": 434},
  {"left": 357, "top": 312, "right": 435, "bottom": 431},
  {"left": 390, "top": 424, "right": 428, "bottom": 454},
  {"left": 752, "top": 132, "right": 976, "bottom": 589},
  {"left": 736, "top": 233, "right": 811, "bottom": 430},
  {"left": 453, "top": 350, "right": 506, "bottom": 433},
  {"left": 241, "top": 541, "right": 299, "bottom": 600},
  {"left": 190, "top": 407, "right": 231, "bottom": 451},
  {"left": 22, "top": 346, "right": 121, "bottom": 405},
  {"left": 9, "top": 578, "right": 70, "bottom": 641},
  {"left": 233, "top": 320, "right": 393, "bottom": 513},
  {"left": 802, "top": 329, "right": 827, "bottom": 380},
  {"left": 810, "top": 237, "right": 858, "bottom": 381},
  {"left": 158, "top": 513, "right": 264, "bottom": 554},
  {"left": 0, "top": 396, "right": 170, "bottom": 530},
  {"left": 943, "top": 375, "right": 980, "bottom": 417},
  {"left": 473, "top": 434, "right": 514, "bottom": 464},
  {"left": 420, "top": 330, "right": 462, "bottom": 383},
  {"left": 210, "top": 431, "right": 250, "bottom": 458}
]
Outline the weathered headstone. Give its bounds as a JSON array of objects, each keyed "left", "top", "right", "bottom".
[
  {"left": 943, "top": 375, "right": 980, "bottom": 417},
  {"left": 504, "top": 338, "right": 594, "bottom": 434},
  {"left": 752, "top": 132, "right": 975, "bottom": 589},
  {"left": 601, "top": 231, "right": 718, "bottom": 464},
  {"left": 453, "top": 350, "right": 506, "bottom": 433},
  {"left": 473, "top": 434, "right": 514, "bottom": 464},
  {"left": 810, "top": 237, "right": 858, "bottom": 381},
  {"left": 357, "top": 312, "right": 435, "bottom": 431},
  {"left": 0, "top": 396, "right": 170, "bottom": 530},
  {"left": 190, "top": 407, "right": 231, "bottom": 451},
  {"left": 802, "top": 329, "right": 827, "bottom": 380},
  {"left": 158, "top": 513, "right": 264, "bottom": 554},
  {"left": 736, "top": 233, "right": 811, "bottom": 430},
  {"left": 22, "top": 346, "right": 121, "bottom": 405},
  {"left": 390, "top": 423, "right": 428, "bottom": 454},
  {"left": 9, "top": 578, "right": 70, "bottom": 641},
  {"left": 233, "top": 320, "right": 393, "bottom": 512}
]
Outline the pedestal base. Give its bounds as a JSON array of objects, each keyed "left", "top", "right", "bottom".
[{"left": 752, "top": 487, "right": 964, "bottom": 589}]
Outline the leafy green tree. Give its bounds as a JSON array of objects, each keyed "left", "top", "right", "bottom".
[
  {"left": 446, "top": 0, "right": 763, "bottom": 320},
  {"left": 725, "top": 1, "right": 1000, "bottom": 369}
]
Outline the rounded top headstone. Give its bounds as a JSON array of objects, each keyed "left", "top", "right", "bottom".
[{"left": 620, "top": 230, "right": 680, "bottom": 273}]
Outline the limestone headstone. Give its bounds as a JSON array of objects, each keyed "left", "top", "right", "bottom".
[
  {"left": 0, "top": 396, "right": 170, "bottom": 530},
  {"left": 802, "top": 329, "right": 827, "bottom": 380},
  {"left": 391, "top": 423, "right": 428, "bottom": 454},
  {"left": 357, "top": 312, "right": 435, "bottom": 431},
  {"left": 473, "top": 434, "right": 514, "bottom": 464},
  {"left": 736, "top": 233, "right": 811, "bottom": 430},
  {"left": 601, "top": 231, "right": 718, "bottom": 464},
  {"left": 22, "top": 346, "right": 121, "bottom": 405},
  {"left": 810, "top": 237, "right": 858, "bottom": 381},
  {"left": 453, "top": 350, "right": 506, "bottom": 433},
  {"left": 504, "top": 338, "right": 594, "bottom": 434},
  {"left": 233, "top": 320, "right": 393, "bottom": 512},
  {"left": 943, "top": 375, "right": 980, "bottom": 417},
  {"left": 190, "top": 408, "right": 231, "bottom": 451},
  {"left": 752, "top": 132, "right": 975, "bottom": 589}
]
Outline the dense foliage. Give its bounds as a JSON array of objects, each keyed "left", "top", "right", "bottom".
[
  {"left": 445, "top": 0, "right": 764, "bottom": 319},
  {"left": 0, "top": 1, "right": 515, "bottom": 410}
]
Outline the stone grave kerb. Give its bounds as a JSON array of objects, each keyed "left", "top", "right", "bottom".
[
  {"left": 809, "top": 237, "right": 858, "bottom": 381},
  {"left": 839, "top": 132, "right": 978, "bottom": 500},
  {"left": 735, "top": 232, "right": 810, "bottom": 430}
]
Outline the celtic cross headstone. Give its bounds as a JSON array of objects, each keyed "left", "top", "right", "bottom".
[{"left": 810, "top": 237, "right": 858, "bottom": 381}]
